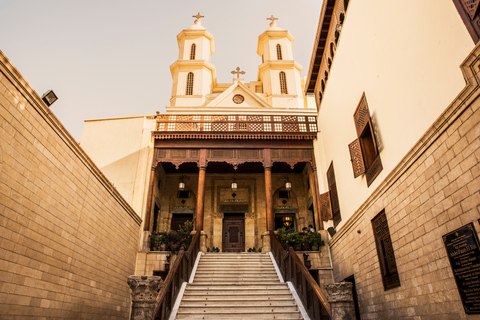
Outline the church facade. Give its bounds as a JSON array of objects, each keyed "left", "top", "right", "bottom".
[{"left": 81, "top": 16, "right": 323, "bottom": 258}]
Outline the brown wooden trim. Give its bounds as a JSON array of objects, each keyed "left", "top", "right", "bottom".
[
  {"left": 143, "top": 166, "right": 156, "bottom": 231},
  {"left": 153, "top": 132, "right": 316, "bottom": 140},
  {"left": 154, "top": 139, "right": 314, "bottom": 149},
  {"left": 311, "top": 163, "right": 325, "bottom": 230}
]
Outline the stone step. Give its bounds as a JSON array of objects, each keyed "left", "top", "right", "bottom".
[
  {"left": 195, "top": 273, "right": 278, "bottom": 281},
  {"left": 181, "top": 294, "right": 296, "bottom": 301},
  {"left": 196, "top": 266, "right": 274, "bottom": 270},
  {"left": 194, "top": 271, "right": 277, "bottom": 276},
  {"left": 183, "top": 288, "right": 293, "bottom": 295},
  {"left": 176, "top": 310, "right": 302, "bottom": 319},
  {"left": 200, "top": 256, "right": 271, "bottom": 261},
  {"left": 179, "top": 299, "right": 297, "bottom": 307},
  {"left": 176, "top": 305, "right": 299, "bottom": 312},
  {"left": 186, "top": 283, "right": 287, "bottom": 289}
]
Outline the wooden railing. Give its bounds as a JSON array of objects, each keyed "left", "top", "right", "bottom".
[
  {"left": 270, "top": 230, "right": 331, "bottom": 320},
  {"left": 152, "top": 231, "right": 200, "bottom": 320}
]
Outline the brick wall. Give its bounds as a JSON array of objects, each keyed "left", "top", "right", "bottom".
[
  {"left": 0, "top": 52, "right": 142, "bottom": 319},
  {"left": 329, "top": 45, "right": 480, "bottom": 319}
]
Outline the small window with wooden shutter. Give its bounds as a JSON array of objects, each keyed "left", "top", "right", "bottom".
[
  {"left": 348, "top": 93, "right": 382, "bottom": 186},
  {"left": 372, "top": 210, "right": 400, "bottom": 290},
  {"left": 319, "top": 162, "right": 341, "bottom": 227}
]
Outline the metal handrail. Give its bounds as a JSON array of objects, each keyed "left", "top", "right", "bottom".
[
  {"left": 270, "top": 230, "right": 331, "bottom": 319},
  {"left": 152, "top": 231, "right": 200, "bottom": 319}
]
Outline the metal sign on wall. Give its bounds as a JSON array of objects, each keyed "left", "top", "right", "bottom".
[{"left": 442, "top": 222, "right": 480, "bottom": 314}]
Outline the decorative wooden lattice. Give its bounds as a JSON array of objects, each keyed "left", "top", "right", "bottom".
[
  {"left": 319, "top": 191, "right": 333, "bottom": 221},
  {"left": 461, "top": 0, "right": 480, "bottom": 19},
  {"left": 283, "top": 123, "right": 299, "bottom": 132},
  {"left": 366, "top": 155, "right": 383, "bottom": 187},
  {"left": 354, "top": 94, "right": 370, "bottom": 136},
  {"left": 348, "top": 138, "right": 365, "bottom": 178},
  {"left": 327, "top": 162, "right": 341, "bottom": 227},
  {"left": 372, "top": 210, "right": 400, "bottom": 290},
  {"left": 212, "top": 123, "right": 228, "bottom": 131},
  {"left": 154, "top": 114, "right": 318, "bottom": 140}
]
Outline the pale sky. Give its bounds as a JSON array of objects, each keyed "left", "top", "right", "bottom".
[{"left": 0, "top": 0, "right": 322, "bottom": 141}]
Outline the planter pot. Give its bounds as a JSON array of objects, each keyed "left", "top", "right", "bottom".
[
  {"left": 311, "top": 245, "right": 319, "bottom": 251},
  {"left": 159, "top": 244, "right": 167, "bottom": 251}
]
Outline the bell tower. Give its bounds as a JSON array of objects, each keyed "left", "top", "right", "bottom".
[
  {"left": 170, "top": 13, "right": 216, "bottom": 107},
  {"left": 257, "top": 16, "right": 304, "bottom": 108}
]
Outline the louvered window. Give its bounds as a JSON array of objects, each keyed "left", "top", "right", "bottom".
[
  {"left": 276, "top": 44, "right": 283, "bottom": 60},
  {"left": 186, "top": 72, "right": 194, "bottom": 95},
  {"left": 279, "top": 71, "right": 288, "bottom": 94},
  {"left": 348, "top": 93, "right": 382, "bottom": 186},
  {"left": 372, "top": 210, "right": 400, "bottom": 290},
  {"left": 190, "top": 43, "right": 196, "bottom": 60},
  {"left": 452, "top": 0, "right": 480, "bottom": 43},
  {"left": 319, "top": 162, "right": 341, "bottom": 226}
]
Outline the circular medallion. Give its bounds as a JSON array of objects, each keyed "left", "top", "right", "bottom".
[{"left": 232, "top": 94, "right": 245, "bottom": 104}]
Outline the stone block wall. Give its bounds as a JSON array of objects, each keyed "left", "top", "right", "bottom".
[
  {"left": 0, "top": 52, "right": 142, "bottom": 319},
  {"left": 329, "top": 45, "right": 480, "bottom": 319}
]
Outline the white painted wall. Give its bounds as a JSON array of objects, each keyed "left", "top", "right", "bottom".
[
  {"left": 80, "top": 116, "right": 156, "bottom": 215},
  {"left": 316, "top": 0, "right": 474, "bottom": 229}
]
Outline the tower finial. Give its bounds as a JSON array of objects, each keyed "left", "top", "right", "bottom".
[
  {"left": 193, "top": 12, "right": 204, "bottom": 24},
  {"left": 267, "top": 15, "right": 278, "bottom": 27}
]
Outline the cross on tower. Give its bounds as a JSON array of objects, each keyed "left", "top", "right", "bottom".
[
  {"left": 267, "top": 15, "right": 278, "bottom": 27},
  {"left": 231, "top": 67, "right": 246, "bottom": 78},
  {"left": 193, "top": 12, "right": 204, "bottom": 22}
]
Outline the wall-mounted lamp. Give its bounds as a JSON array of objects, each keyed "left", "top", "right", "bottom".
[
  {"left": 231, "top": 177, "right": 237, "bottom": 192},
  {"left": 282, "top": 216, "right": 293, "bottom": 227}
]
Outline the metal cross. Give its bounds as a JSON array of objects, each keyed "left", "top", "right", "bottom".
[
  {"left": 193, "top": 12, "right": 204, "bottom": 21},
  {"left": 267, "top": 15, "right": 278, "bottom": 23},
  {"left": 231, "top": 67, "right": 246, "bottom": 78}
]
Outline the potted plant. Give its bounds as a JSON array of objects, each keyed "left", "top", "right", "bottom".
[
  {"left": 309, "top": 232, "right": 324, "bottom": 251},
  {"left": 150, "top": 232, "right": 167, "bottom": 251},
  {"left": 301, "top": 232, "right": 310, "bottom": 251}
]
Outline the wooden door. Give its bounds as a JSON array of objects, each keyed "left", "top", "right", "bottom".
[{"left": 222, "top": 215, "right": 245, "bottom": 252}]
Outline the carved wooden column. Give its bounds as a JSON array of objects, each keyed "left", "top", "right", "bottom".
[
  {"left": 195, "top": 149, "right": 207, "bottom": 231},
  {"left": 264, "top": 149, "right": 274, "bottom": 231},
  {"left": 311, "top": 163, "right": 324, "bottom": 231},
  {"left": 144, "top": 165, "right": 156, "bottom": 231}
]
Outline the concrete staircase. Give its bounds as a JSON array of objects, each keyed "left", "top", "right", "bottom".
[{"left": 174, "top": 253, "right": 304, "bottom": 319}]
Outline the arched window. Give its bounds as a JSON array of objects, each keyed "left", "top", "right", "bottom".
[
  {"left": 190, "top": 43, "right": 196, "bottom": 60},
  {"left": 276, "top": 44, "right": 283, "bottom": 60},
  {"left": 186, "top": 72, "right": 194, "bottom": 95},
  {"left": 279, "top": 71, "right": 288, "bottom": 94}
]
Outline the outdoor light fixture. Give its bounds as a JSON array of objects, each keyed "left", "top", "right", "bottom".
[
  {"left": 285, "top": 177, "right": 292, "bottom": 191},
  {"left": 41, "top": 90, "right": 58, "bottom": 107},
  {"left": 231, "top": 178, "right": 237, "bottom": 192},
  {"left": 179, "top": 176, "right": 185, "bottom": 191},
  {"left": 282, "top": 216, "right": 293, "bottom": 227}
]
